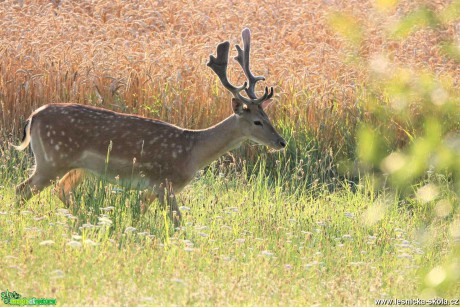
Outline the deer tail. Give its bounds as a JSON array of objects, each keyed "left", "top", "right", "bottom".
[{"left": 11, "top": 119, "right": 32, "bottom": 151}]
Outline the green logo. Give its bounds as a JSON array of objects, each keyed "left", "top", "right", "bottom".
[
  {"left": 1, "top": 290, "right": 56, "bottom": 306},
  {"left": 1, "top": 291, "right": 20, "bottom": 305}
]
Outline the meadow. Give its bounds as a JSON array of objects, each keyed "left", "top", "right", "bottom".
[{"left": 1, "top": 0, "right": 460, "bottom": 305}]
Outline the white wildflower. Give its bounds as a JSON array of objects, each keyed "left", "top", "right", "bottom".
[
  {"left": 124, "top": 227, "right": 136, "bottom": 233},
  {"left": 39, "top": 240, "right": 55, "bottom": 246},
  {"left": 57, "top": 208, "right": 69, "bottom": 215},
  {"left": 50, "top": 269, "right": 65, "bottom": 279},
  {"left": 261, "top": 250, "right": 274, "bottom": 257},
  {"left": 67, "top": 241, "right": 82, "bottom": 248},
  {"left": 84, "top": 239, "right": 98, "bottom": 246}
]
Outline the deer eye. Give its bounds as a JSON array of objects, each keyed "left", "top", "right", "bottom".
[{"left": 254, "top": 121, "right": 263, "bottom": 126}]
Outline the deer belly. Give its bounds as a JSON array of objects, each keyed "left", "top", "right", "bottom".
[{"left": 74, "top": 151, "right": 149, "bottom": 188}]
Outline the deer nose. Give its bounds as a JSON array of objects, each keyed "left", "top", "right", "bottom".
[{"left": 279, "top": 140, "right": 286, "bottom": 148}]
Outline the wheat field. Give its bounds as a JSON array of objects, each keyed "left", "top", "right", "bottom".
[{"left": 2, "top": 1, "right": 458, "bottom": 150}]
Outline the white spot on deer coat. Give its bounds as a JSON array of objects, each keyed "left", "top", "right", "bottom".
[
  {"left": 55, "top": 145, "right": 60, "bottom": 151},
  {"left": 149, "top": 137, "right": 159, "bottom": 145}
]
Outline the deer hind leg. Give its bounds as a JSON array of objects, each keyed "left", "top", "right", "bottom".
[
  {"left": 16, "top": 167, "right": 58, "bottom": 202},
  {"left": 139, "top": 190, "right": 156, "bottom": 215},
  {"left": 56, "top": 169, "right": 86, "bottom": 207}
]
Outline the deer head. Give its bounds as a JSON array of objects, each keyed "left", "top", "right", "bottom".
[{"left": 207, "top": 28, "right": 286, "bottom": 150}]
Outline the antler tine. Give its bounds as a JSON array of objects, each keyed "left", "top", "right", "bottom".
[
  {"left": 207, "top": 41, "right": 252, "bottom": 104},
  {"left": 234, "top": 28, "right": 272, "bottom": 104},
  {"left": 250, "top": 86, "right": 274, "bottom": 104}
]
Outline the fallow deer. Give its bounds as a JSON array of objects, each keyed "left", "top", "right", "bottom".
[{"left": 13, "top": 28, "right": 286, "bottom": 224}]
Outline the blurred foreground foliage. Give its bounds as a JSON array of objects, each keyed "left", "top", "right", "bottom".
[{"left": 330, "top": 0, "right": 460, "bottom": 297}]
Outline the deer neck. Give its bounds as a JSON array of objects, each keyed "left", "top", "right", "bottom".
[{"left": 191, "top": 115, "right": 245, "bottom": 170}]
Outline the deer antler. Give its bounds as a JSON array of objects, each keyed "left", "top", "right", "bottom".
[
  {"left": 234, "top": 28, "right": 273, "bottom": 102},
  {"left": 207, "top": 41, "right": 249, "bottom": 103},
  {"left": 207, "top": 28, "right": 273, "bottom": 105}
]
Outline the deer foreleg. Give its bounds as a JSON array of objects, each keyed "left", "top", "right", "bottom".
[{"left": 148, "top": 181, "right": 181, "bottom": 228}]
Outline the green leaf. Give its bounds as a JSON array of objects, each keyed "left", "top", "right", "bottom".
[
  {"left": 390, "top": 7, "right": 439, "bottom": 39},
  {"left": 357, "top": 125, "right": 386, "bottom": 165},
  {"left": 328, "top": 12, "right": 363, "bottom": 45}
]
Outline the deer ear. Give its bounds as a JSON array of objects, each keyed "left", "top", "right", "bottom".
[
  {"left": 260, "top": 99, "right": 274, "bottom": 110},
  {"left": 232, "top": 98, "right": 245, "bottom": 115}
]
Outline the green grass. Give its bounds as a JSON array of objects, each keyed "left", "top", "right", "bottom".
[{"left": 0, "top": 141, "right": 459, "bottom": 305}]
